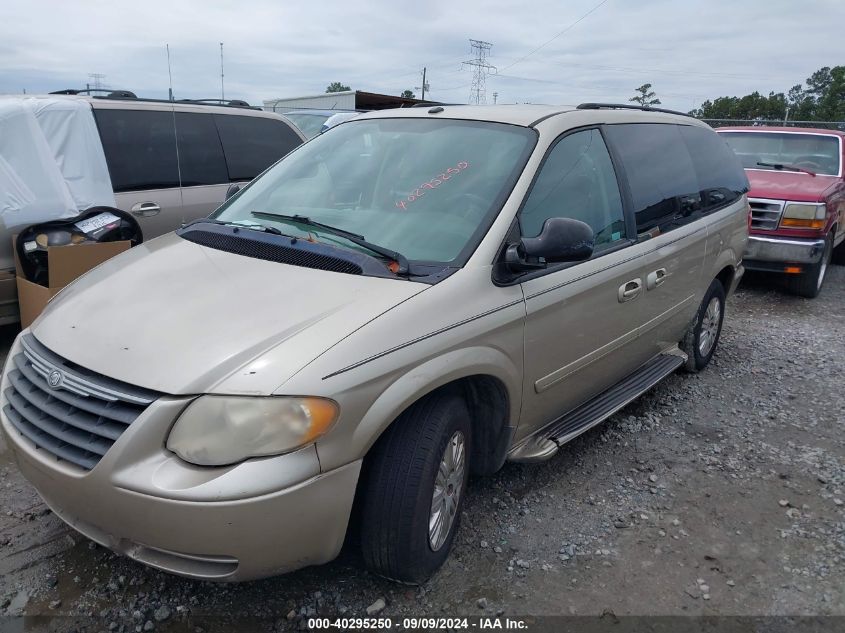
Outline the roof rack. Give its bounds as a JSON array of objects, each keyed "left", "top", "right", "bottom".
[
  {"left": 50, "top": 88, "right": 138, "bottom": 98},
  {"left": 576, "top": 102, "right": 691, "bottom": 118},
  {"left": 47, "top": 90, "right": 259, "bottom": 110},
  {"left": 177, "top": 98, "right": 257, "bottom": 109}
]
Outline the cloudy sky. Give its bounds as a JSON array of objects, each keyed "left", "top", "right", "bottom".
[{"left": 1, "top": 0, "right": 841, "bottom": 112}]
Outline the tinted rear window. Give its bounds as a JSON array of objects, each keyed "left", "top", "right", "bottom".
[
  {"left": 214, "top": 115, "right": 303, "bottom": 181},
  {"left": 175, "top": 112, "right": 229, "bottom": 186},
  {"left": 606, "top": 123, "right": 747, "bottom": 236},
  {"left": 94, "top": 109, "right": 179, "bottom": 192}
]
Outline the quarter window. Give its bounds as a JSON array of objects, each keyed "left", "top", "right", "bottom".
[
  {"left": 679, "top": 125, "right": 748, "bottom": 213},
  {"left": 94, "top": 109, "right": 179, "bottom": 192},
  {"left": 520, "top": 129, "right": 626, "bottom": 249},
  {"left": 214, "top": 115, "right": 303, "bottom": 181}
]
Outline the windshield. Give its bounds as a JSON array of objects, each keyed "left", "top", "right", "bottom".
[
  {"left": 719, "top": 131, "right": 841, "bottom": 176},
  {"left": 283, "top": 113, "right": 330, "bottom": 138},
  {"left": 214, "top": 118, "right": 536, "bottom": 265}
]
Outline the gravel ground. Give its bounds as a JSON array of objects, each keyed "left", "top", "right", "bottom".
[{"left": 0, "top": 268, "right": 843, "bottom": 631}]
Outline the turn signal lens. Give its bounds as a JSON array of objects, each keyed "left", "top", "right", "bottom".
[{"left": 780, "top": 218, "right": 826, "bottom": 229}]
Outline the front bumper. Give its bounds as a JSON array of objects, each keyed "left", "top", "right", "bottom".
[
  {"left": 0, "top": 336, "right": 361, "bottom": 581},
  {"left": 743, "top": 235, "right": 825, "bottom": 272}
]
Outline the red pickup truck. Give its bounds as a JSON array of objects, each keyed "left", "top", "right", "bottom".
[{"left": 717, "top": 127, "right": 845, "bottom": 297}]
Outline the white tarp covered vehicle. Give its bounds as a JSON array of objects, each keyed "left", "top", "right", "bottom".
[{"left": 0, "top": 96, "right": 116, "bottom": 323}]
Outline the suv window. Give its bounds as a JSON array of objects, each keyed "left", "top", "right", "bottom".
[
  {"left": 520, "top": 128, "right": 626, "bottom": 249},
  {"left": 214, "top": 115, "right": 302, "bottom": 181},
  {"left": 604, "top": 123, "right": 700, "bottom": 237},
  {"left": 175, "top": 112, "right": 228, "bottom": 187},
  {"left": 94, "top": 109, "right": 179, "bottom": 192}
]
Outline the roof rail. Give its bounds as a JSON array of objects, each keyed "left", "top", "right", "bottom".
[
  {"left": 177, "top": 98, "right": 257, "bottom": 109},
  {"left": 576, "top": 102, "right": 691, "bottom": 117},
  {"left": 50, "top": 88, "right": 138, "bottom": 98}
]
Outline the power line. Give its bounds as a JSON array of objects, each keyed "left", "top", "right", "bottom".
[
  {"left": 499, "top": 0, "right": 610, "bottom": 73},
  {"left": 463, "top": 39, "right": 496, "bottom": 104}
]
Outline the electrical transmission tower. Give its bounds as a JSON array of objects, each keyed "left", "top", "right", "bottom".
[
  {"left": 87, "top": 73, "right": 106, "bottom": 91},
  {"left": 462, "top": 39, "right": 495, "bottom": 104}
]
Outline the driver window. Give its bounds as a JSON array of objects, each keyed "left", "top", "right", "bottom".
[{"left": 520, "top": 129, "right": 626, "bottom": 249}]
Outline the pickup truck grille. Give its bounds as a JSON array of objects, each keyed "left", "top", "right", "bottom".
[
  {"left": 749, "top": 198, "right": 784, "bottom": 231},
  {"left": 3, "top": 334, "right": 159, "bottom": 471}
]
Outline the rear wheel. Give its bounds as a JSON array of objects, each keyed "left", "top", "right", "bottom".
[
  {"left": 359, "top": 391, "right": 471, "bottom": 583},
  {"left": 682, "top": 279, "right": 726, "bottom": 373},
  {"left": 786, "top": 234, "right": 832, "bottom": 298}
]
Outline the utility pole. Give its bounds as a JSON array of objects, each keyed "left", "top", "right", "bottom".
[
  {"left": 166, "top": 44, "right": 174, "bottom": 101},
  {"left": 416, "top": 67, "right": 430, "bottom": 101},
  {"left": 493, "top": 91, "right": 498, "bottom": 104},
  {"left": 462, "top": 39, "right": 495, "bottom": 105},
  {"left": 220, "top": 42, "right": 225, "bottom": 101}
]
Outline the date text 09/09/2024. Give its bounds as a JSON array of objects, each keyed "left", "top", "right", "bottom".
[{"left": 307, "top": 617, "right": 529, "bottom": 629}]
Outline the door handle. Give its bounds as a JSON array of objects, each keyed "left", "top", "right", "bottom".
[
  {"left": 618, "top": 279, "right": 642, "bottom": 303},
  {"left": 131, "top": 202, "right": 161, "bottom": 217},
  {"left": 646, "top": 268, "right": 668, "bottom": 290}
]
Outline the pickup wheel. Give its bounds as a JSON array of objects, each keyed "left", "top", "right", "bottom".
[
  {"left": 359, "top": 391, "right": 471, "bottom": 584},
  {"left": 682, "top": 279, "right": 726, "bottom": 373},
  {"left": 832, "top": 233, "right": 845, "bottom": 266},
  {"left": 786, "top": 234, "right": 832, "bottom": 298}
]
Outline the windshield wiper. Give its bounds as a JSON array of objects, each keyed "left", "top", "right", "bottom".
[
  {"left": 250, "top": 211, "right": 411, "bottom": 275},
  {"left": 757, "top": 162, "right": 817, "bottom": 177},
  {"left": 184, "top": 217, "right": 287, "bottom": 235}
]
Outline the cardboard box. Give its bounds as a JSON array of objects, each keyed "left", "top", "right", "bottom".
[{"left": 13, "top": 238, "right": 130, "bottom": 328}]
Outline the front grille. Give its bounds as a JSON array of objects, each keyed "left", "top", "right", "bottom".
[
  {"left": 3, "top": 334, "right": 159, "bottom": 471},
  {"left": 749, "top": 198, "right": 784, "bottom": 230}
]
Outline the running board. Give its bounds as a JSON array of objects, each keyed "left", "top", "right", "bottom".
[{"left": 508, "top": 351, "right": 686, "bottom": 464}]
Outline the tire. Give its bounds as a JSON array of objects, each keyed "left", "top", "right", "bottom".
[
  {"left": 831, "top": 234, "right": 845, "bottom": 266},
  {"left": 359, "top": 391, "right": 471, "bottom": 584},
  {"left": 785, "top": 234, "right": 832, "bottom": 298},
  {"left": 682, "top": 279, "right": 726, "bottom": 373}
]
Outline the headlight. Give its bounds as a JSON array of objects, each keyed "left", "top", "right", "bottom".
[
  {"left": 167, "top": 396, "right": 338, "bottom": 466},
  {"left": 781, "top": 203, "right": 826, "bottom": 230}
]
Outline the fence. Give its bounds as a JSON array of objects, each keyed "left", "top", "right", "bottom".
[{"left": 700, "top": 119, "right": 844, "bottom": 131}]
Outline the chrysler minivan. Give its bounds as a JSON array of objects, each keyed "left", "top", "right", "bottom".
[{"left": 1, "top": 104, "right": 748, "bottom": 583}]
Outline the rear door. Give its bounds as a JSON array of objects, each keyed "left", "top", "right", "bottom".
[
  {"left": 93, "top": 105, "right": 183, "bottom": 239},
  {"left": 603, "top": 123, "right": 746, "bottom": 357},
  {"left": 517, "top": 127, "right": 656, "bottom": 440}
]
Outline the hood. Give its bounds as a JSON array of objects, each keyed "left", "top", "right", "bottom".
[
  {"left": 745, "top": 169, "right": 839, "bottom": 202},
  {"left": 32, "top": 233, "right": 427, "bottom": 394}
]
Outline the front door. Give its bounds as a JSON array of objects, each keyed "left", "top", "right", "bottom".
[{"left": 516, "top": 128, "right": 655, "bottom": 442}]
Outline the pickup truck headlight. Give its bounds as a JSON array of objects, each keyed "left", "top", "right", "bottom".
[
  {"left": 167, "top": 396, "right": 339, "bottom": 466},
  {"left": 780, "top": 203, "right": 826, "bottom": 230}
]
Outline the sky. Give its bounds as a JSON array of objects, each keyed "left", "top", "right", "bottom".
[{"left": 1, "top": 0, "right": 842, "bottom": 113}]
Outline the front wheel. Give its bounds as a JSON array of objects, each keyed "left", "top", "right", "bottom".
[
  {"left": 359, "top": 391, "right": 471, "bottom": 583},
  {"left": 682, "top": 279, "right": 726, "bottom": 373},
  {"left": 786, "top": 234, "right": 832, "bottom": 298}
]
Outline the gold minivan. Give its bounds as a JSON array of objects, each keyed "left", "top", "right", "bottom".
[{"left": 0, "top": 103, "right": 748, "bottom": 583}]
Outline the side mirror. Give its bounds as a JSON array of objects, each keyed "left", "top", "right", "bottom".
[
  {"left": 225, "top": 183, "right": 241, "bottom": 200},
  {"left": 506, "top": 217, "right": 594, "bottom": 272}
]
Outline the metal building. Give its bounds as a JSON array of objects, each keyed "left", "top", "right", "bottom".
[{"left": 263, "top": 90, "right": 437, "bottom": 113}]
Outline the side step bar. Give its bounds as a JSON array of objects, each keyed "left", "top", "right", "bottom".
[{"left": 508, "top": 351, "right": 685, "bottom": 464}]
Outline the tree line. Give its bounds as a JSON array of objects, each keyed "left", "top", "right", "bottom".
[{"left": 689, "top": 66, "right": 845, "bottom": 122}]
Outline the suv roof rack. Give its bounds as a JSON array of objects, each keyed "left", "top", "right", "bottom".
[{"left": 576, "top": 102, "right": 691, "bottom": 118}]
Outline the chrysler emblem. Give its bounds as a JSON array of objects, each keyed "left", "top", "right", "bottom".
[{"left": 47, "top": 369, "right": 63, "bottom": 389}]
